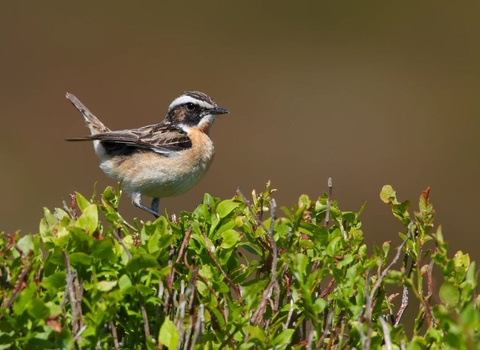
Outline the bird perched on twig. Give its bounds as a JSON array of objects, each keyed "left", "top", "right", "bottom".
[{"left": 66, "top": 91, "right": 229, "bottom": 217}]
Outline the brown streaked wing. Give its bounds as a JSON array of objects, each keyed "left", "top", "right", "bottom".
[{"left": 71, "top": 123, "right": 192, "bottom": 153}]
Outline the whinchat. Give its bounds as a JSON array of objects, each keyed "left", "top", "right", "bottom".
[{"left": 66, "top": 91, "right": 229, "bottom": 217}]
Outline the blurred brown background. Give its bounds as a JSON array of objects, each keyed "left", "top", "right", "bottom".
[{"left": 1, "top": 2, "right": 480, "bottom": 265}]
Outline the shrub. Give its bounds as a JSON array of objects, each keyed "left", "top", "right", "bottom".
[{"left": 0, "top": 182, "right": 478, "bottom": 349}]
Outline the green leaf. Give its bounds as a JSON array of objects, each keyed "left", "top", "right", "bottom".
[
  {"left": 272, "top": 329, "right": 295, "bottom": 346},
  {"left": 13, "top": 285, "right": 36, "bottom": 315},
  {"left": 75, "top": 191, "right": 90, "bottom": 211},
  {"left": 41, "top": 272, "right": 66, "bottom": 292},
  {"left": 418, "top": 187, "right": 433, "bottom": 214},
  {"left": 147, "top": 232, "right": 160, "bottom": 254},
  {"left": 118, "top": 275, "right": 132, "bottom": 291},
  {"left": 75, "top": 204, "right": 98, "bottom": 234},
  {"left": 244, "top": 325, "right": 267, "bottom": 342},
  {"left": 91, "top": 239, "right": 115, "bottom": 261},
  {"left": 69, "top": 252, "right": 92, "bottom": 266},
  {"left": 242, "top": 279, "right": 268, "bottom": 310},
  {"left": 439, "top": 282, "right": 459, "bottom": 307},
  {"left": 17, "top": 235, "right": 34, "bottom": 255},
  {"left": 158, "top": 318, "right": 179, "bottom": 349},
  {"left": 298, "top": 194, "right": 311, "bottom": 208},
  {"left": 220, "top": 229, "right": 241, "bottom": 249},
  {"left": 290, "top": 253, "right": 308, "bottom": 283},
  {"left": 126, "top": 253, "right": 158, "bottom": 273},
  {"left": 28, "top": 298, "right": 50, "bottom": 319},
  {"left": 216, "top": 200, "right": 240, "bottom": 218},
  {"left": 453, "top": 251, "right": 470, "bottom": 271},
  {"left": 312, "top": 298, "right": 327, "bottom": 314},
  {"left": 380, "top": 185, "right": 398, "bottom": 204},
  {"left": 40, "top": 207, "right": 57, "bottom": 235},
  {"left": 326, "top": 236, "right": 341, "bottom": 257},
  {"left": 97, "top": 280, "right": 117, "bottom": 292},
  {"left": 461, "top": 304, "right": 477, "bottom": 325},
  {"left": 102, "top": 186, "right": 118, "bottom": 209},
  {"left": 392, "top": 200, "right": 411, "bottom": 225}
]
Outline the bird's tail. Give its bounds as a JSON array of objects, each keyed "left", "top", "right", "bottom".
[{"left": 66, "top": 93, "right": 110, "bottom": 138}]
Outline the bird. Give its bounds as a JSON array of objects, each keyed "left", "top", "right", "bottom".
[{"left": 66, "top": 91, "right": 229, "bottom": 218}]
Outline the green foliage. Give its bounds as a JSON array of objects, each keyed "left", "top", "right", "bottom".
[{"left": 0, "top": 182, "right": 479, "bottom": 349}]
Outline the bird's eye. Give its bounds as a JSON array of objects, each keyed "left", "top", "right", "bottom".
[{"left": 185, "top": 103, "right": 195, "bottom": 111}]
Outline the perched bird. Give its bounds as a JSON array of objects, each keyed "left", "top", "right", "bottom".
[{"left": 66, "top": 91, "right": 229, "bottom": 217}]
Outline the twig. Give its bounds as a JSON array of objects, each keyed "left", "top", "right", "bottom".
[
  {"left": 251, "top": 199, "right": 281, "bottom": 324},
  {"left": 425, "top": 259, "right": 436, "bottom": 326},
  {"left": 73, "top": 325, "right": 87, "bottom": 342},
  {"left": 190, "top": 304, "right": 204, "bottom": 349},
  {"left": 273, "top": 280, "right": 280, "bottom": 317},
  {"left": 366, "top": 233, "right": 409, "bottom": 318},
  {"left": 74, "top": 276, "right": 84, "bottom": 327},
  {"left": 176, "top": 281, "right": 186, "bottom": 349},
  {"left": 394, "top": 286, "right": 409, "bottom": 326},
  {"left": 379, "top": 316, "right": 392, "bottom": 350},
  {"left": 2, "top": 258, "right": 29, "bottom": 311},
  {"left": 315, "top": 311, "right": 333, "bottom": 350},
  {"left": 201, "top": 228, "right": 241, "bottom": 299},
  {"left": 319, "top": 278, "right": 335, "bottom": 298},
  {"left": 268, "top": 199, "right": 278, "bottom": 283},
  {"left": 63, "top": 251, "right": 80, "bottom": 335},
  {"left": 251, "top": 279, "right": 275, "bottom": 325},
  {"left": 175, "top": 225, "right": 193, "bottom": 264},
  {"left": 194, "top": 273, "right": 228, "bottom": 325},
  {"left": 236, "top": 188, "right": 271, "bottom": 235},
  {"left": 364, "top": 230, "right": 410, "bottom": 349},
  {"left": 139, "top": 296, "right": 151, "bottom": 338},
  {"left": 284, "top": 291, "right": 295, "bottom": 330},
  {"left": 307, "top": 330, "right": 315, "bottom": 349},
  {"left": 110, "top": 320, "right": 120, "bottom": 350},
  {"left": 268, "top": 199, "right": 280, "bottom": 315},
  {"left": 427, "top": 259, "right": 434, "bottom": 297},
  {"left": 70, "top": 194, "right": 78, "bottom": 219},
  {"left": 163, "top": 289, "right": 170, "bottom": 314},
  {"left": 183, "top": 268, "right": 198, "bottom": 350},
  {"left": 113, "top": 228, "right": 132, "bottom": 259},
  {"left": 61, "top": 266, "right": 75, "bottom": 307},
  {"left": 166, "top": 244, "right": 175, "bottom": 291},
  {"left": 394, "top": 223, "right": 417, "bottom": 326},
  {"left": 325, "top": 177, "right": 333, "bottom": 226}
]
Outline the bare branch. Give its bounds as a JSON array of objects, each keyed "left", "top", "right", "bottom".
[
  {"left": 62, "top": 251, "right": 80, "bottom": 335},
  {"left": 325, "top": 177, "right": 333, "bottom": 226},
  {"left": 70, "top": 194, "right": 78, "bottom": 219},
  {"left": 284, "top": 292, "right": 295, "bottom": 330},
  {"left": 364, "top": 226, "right": 411, "bottom": 349},
  {"left": 139, "top": 296, "right": 151, "bottom": 339},
  {"left": 175, "top": 225, "right": 193, "bottom": 264},
  {"left": 315, "top": 311, "right": 333, "bottom": 350},
  {"left": 366, "top": 232, "right": 409, "bottom": 321},
  {"left": 394, "top": 286, "right": 409, "bottom": 326},
  {"left": 110, "top": 320, "right": 120, "bottom": 350},
  {"left": 190, "top": 304, "right": 204, "bottom": 349},
  {"left": 379, "top": 316, "right": 392, "bottom": 350},
  {"left": 251, "top": 199, "right": 282, "bottom": 324},
  {"left": 2, "top": 257, "right": 29, "bottom": 311},
  {"left": 113, "top": 228, "right": 132, "bottom": 259}
]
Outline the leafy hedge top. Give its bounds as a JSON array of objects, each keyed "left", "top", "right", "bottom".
[{"left": 0, "top": 183, "right": 478, "bottom": 349}]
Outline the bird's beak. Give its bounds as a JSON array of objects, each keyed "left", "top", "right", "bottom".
[{"left": 210, "top": 107, "right": 229, "bottom": 115}]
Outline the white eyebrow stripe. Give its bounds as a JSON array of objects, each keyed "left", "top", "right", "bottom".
[{"left": 168, "top": 95, "right": 214, "bottom": 110}]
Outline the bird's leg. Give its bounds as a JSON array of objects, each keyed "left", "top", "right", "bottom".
[
  {"left": 151, "top": 198, "right": 160, "bottom": 215},
  {"left": 131, "top": 193, "right": 160, "bottom": 218}
]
